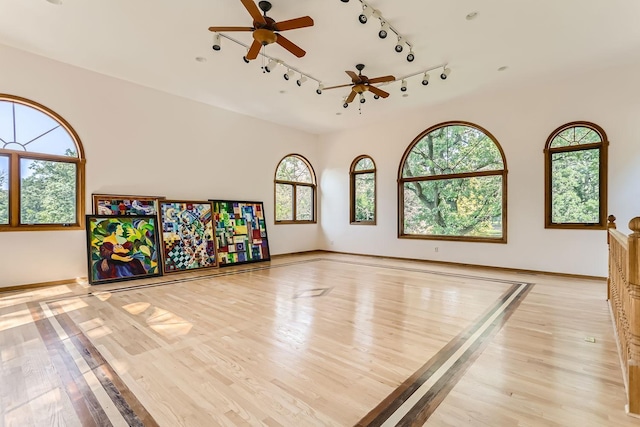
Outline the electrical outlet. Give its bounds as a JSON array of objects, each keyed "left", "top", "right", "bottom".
[
  {"left": 584, "top": 337, "right": 596, "bottom": 343},
  {"left": 434, "top": 247, "right": 439, "bottom": 252}
]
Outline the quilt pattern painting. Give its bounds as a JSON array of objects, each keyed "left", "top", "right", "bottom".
[
  {"left": 211, "top": 200, "right": 270, "bottom": 266},
  {"left": 86, "top": 215, "right": 161, "bottom": 284},
  {"left": 160, "top": 201, "right": 217, "bottom": 273},
  {"left": 93, "top": 194, "right": 162, "bottom": 216}
]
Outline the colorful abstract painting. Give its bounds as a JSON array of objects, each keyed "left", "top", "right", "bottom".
[
  {"left": 86, "top": 215, "right": 161, "bottom": 284},
  {"left": 160, "top": 201, "right": 217, "bottom": 273},
  {"left": 93, "top": 194, "right": 162, "bottom": 216},
  {"left": 211, "top": 200, "right": 270, "bottom": 266}
]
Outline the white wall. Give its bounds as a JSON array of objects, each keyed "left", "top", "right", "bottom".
[
  {"left": 0, "top": 45, "right": 321, "bottom": 288},
  {"left": 318, "top": 61, "right": 640, "bottom": 277}
]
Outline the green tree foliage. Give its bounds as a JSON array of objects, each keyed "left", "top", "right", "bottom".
[
  {"left": 551, "top": 149, "right": 599, "bottom": 223},
  {"left": 354, "top": 173, "right": 374, "bottom": 222},
  {"left": 275, "top": 156, "right": 314, "bottom": 221},
  {"left": 275, "top": 183, "right": 293, "bottom": 221},
  {"left": 0, "top": 167, "right": 8, "bottom": 224},
  {"left": 20, "top": 150, "right": 77, "bottom": 224},
  {"left": 402, "top": 125, "right": 504, "bottom": 237}
]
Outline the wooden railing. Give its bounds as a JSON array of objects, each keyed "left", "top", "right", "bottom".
[{"left": 607, "top": 215, "right": 640, "bottom": 416}]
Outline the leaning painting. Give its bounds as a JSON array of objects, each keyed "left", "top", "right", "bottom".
[
  {"left": 92, "top": 194, "right": 163, "bottom": 216},
  {"left": 86, "top": 215, "right": 162, "bottom": 284},
  {"left": 211, "top": 200, "right": 271, "bottom": 266},
  {"left": 160, "top": 201, "right": 218, "bottom": 273}
]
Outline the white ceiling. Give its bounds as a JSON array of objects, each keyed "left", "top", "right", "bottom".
[{"left": 2, "top": 0, "right": 640, "bottom": 134}]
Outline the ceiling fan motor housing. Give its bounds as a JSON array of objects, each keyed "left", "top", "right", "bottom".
[{"left": 253, "top": 28, "right": 277, "bottom": 45}]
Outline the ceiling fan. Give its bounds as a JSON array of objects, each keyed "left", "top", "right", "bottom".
[
  {"left": 208, "top": 0, "right": 314, "bottom": 60},
  {"left": 324, "top": 64, "right": 396, "bottom": 107}
]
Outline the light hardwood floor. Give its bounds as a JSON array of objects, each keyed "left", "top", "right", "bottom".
[{"left": 0, "top": 253, "right": 634, "bottom": 426}]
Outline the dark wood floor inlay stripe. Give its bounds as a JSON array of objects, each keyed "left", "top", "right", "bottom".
[
  {"left": 28, "top": 302, "right": 112, "bottom": 427},
  {"left": 357, "top": 283, "right": 533, "bottom": 426},
  {"left": 49, "top": 302, "right": 160, "bottom": 427}
]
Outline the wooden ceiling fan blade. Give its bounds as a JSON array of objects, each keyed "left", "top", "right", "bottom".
[
  {"left": 346, "top": 91, "right": 357, "bottom": 103},
  {"left": 323, "top": 83, "right": 354, "bottom": 90},
  {"left": 275, "top": 34, "right": 306, "bottom": 58},
  {"left": 346, "top": 70, "right": 359, "bottom": 81},
  {"left": 246, "top": 39, "right": 262, "bottom": 60},
  {"left": 208, "top": 26, "right": 254, "bottom": 32},
  {"left": 368, "top": 86, "right": 390, "bottom": 98},
  {"left": 368, "top": 75, "right": 396, "bottom": 84},
  {"left": 274, "top": 16, "right": 314, "bottom": 31},
  {"left": 241, "top": 0, "right": 266, "bottom": 25}
]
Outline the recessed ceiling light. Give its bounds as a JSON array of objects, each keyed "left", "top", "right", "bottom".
[
  {"left": 46, "top": 0, "right": 63, "bottom": 4},
  {"left": 279, "top": 90, "right": 286, "bottom": 94},
  {"left": 195, "top": 56, "right": 207, "bottom": 62},
  {"left": 336, "top": 112, "right": 342, "bottom": 115},
  {"left": 402, "top": 93, "right": 409, "bottom": 97},
  {"left": 466, "top": 12, "right": 478, "bottom": 20},
  {"left": 498, "top": 66, "right": 508, "bottom": 71}
]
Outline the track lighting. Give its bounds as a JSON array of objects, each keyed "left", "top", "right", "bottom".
[
  {"left": 359, "top": 93, "right": 366, "bottom": 103},
  {"left": 440, "top": 67, "right": 451, "bottom": 80},
  {"left": 422, "top": 72, "right": 430, "bottom": 86},
  {"left": 212, "top": 33, "right": 221, "bottom": 51},
  {"left": 359, "top": 5, "right": 373, "bottom": 24},
  {"left": 242, "top": 56, "right": 250, "bottom": 63},
  {"left": 395, "top": 37, "right": 405, "bottom": 53},
  {"left": 296, "top": 75, "right": 307, "bottom": 86},
  {"left": 283, "top": 69, "right": 294, "bottom": 80},
  {"left": 373, "top": 94, "right": 380, "bottom": 99},
  {"left": 316, "top": 83, "right": 324, "bottom": 95},
  {"left": 406, "top": 49, "right": 415, "bottom": 62},
  {"left": 265, "top": 59, "right": 279, "bottom": 73},
  {"left": 379, "top": 21, "right": 390, "bottom": 39},
  {"left": 400, "top": 79, "right": 407, "bottom": 92},
  {"left": 340, "top": 0, "right": 349, "bottom": 2}
]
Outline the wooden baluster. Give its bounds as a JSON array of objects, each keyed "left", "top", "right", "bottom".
[
  {"left": 609, "top": 215, "right": 617, "bottom": 301},
  {"left": 627, "top": 217, "right": 640, "bottom": 415}
]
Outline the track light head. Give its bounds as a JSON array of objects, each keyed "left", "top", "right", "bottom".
[
  {"left": 400, "top": 79, "right": 407, "bottom": 92},
  {"left": 316, "top": 83, "right": 324, "bottom": 95},
  {"left": 422, "top": 72, "right": 430, "bottom": 86},
  {"left": 359, "top": 93, "right": 366, "bottom": 104},
  {"left": 343, "top": 102, "right": 349, "bottom": 108},
  {"left": 283, "top": 69, "right": 294, "bottom": 80},
  {"left": 340, "top": 0, "right": 349, "bottom": 2},
  {"left": 373, "top": 94, "right": 380, "bottom": 100},
  {"left": 242, "top": 56, "right": 250, "bottom": 63},
  {"left": 212, "top": 33, "right": 221, "bottom": 51},
  {"left": 379, "top": 21, "right": 390, "bottom": 39},
  {"left": 264, "top": 59, "right": 279, "bottom": 73},
  {"left": 440, "top": 67, "right": 451, "bottom": 80},
  {"left": 296, "top": 75, "right": 308, "bottom": 86},
  {"left": 406, "top": 49, "right": 415, "bottom": 62},
  {"left": 359, "top": 5, "right": 373, "bottom": 24},
  {"left": 395, "top": 37, "right": 405, "bottom": 53}
]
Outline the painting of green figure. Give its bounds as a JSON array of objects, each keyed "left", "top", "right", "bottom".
[
  {"left": 160, "top": 201, "right": 217, "bottom": 273},
  {"left": 86, "top": 215, "right": 161, "bottom": 284}
]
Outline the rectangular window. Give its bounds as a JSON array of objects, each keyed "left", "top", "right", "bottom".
[
  {"left": 0, "top": 156, "right": 8, "bottom": 225},
  {"left": 275, "top": 183, "right": 293, "bottom": 221},
  {"left": 550, "top": 149, "right": 600, "bottom": 224},
  {"left": 354, "top": 172, "right": 374, "bottom": 222},
  {"left": 20, "top": 158, "right": 77, "bottom": 225},
  {"left": 403, "top": 175, "right": 503, "bottom": 238},
  {"left": 296, "top": 185, "right": 313, "bottom": 221}
]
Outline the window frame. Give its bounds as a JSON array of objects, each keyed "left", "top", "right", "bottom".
[
  {"left": 274, "top": 153, "right": 317, "bottom": 224},
  {"left": 398, "top": 121, "right": 508, "bottom": 243},
  {"left": 350, "top": 155, "right": 376, "bottom": 225},
  {"left": 0, "top": 94, "right": 86, "bottom": 232},
  {"left": 544, "top": 121, "right": 608, "bottom": 230}
]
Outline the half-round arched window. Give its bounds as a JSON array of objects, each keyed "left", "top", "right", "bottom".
[
  {"left": 274, "top": 154, "right": 316, "bottom": 223},
  {"left": 350, "top": 155, "right": 376, "bottom": 225},
  {"left": 0, "top": 94, "right": 85, "bottom": 231},
  {"left": 399, "top": 121, "right": 507, "bottom": 242},
  {"left": 544, "top": 121, "right": 608, "bottom": 229}
]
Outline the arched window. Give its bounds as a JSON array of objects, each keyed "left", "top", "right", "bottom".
[
  {"left": 350, "top": 155, "right": 376, "bottom": 225},
  {"left": 544, "top": 121, "right": 607, "bottom": 229},
  {"left": 0, "top": 94, "right": 85, "bottom": 231},
  {"left": 399, "top": 121, "right": 507, "bottom": 242},
  {"left": 274, "top": 154, "right": 316, "bottom": 223}
]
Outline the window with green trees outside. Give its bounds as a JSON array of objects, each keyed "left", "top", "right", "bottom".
[
  {"left": 399, "top": 122, "right": 507, "bottom": 242},
  {"left": 350, "top": 155, "right": 376, "bottom": 225}
]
